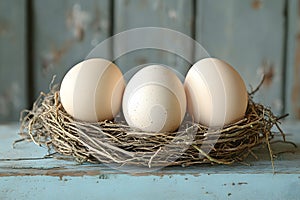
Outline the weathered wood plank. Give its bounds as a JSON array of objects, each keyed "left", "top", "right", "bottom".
[
  {"left": 0, "top": 124, "right": 48, "bottom": 160},
  {"left": 0, "top": 174, "right": 300, "bottom": 200},
  {"left": 0, "top": 0, "right": 27, "bottom": 122},
  {"left": 114, "top": 0, "right": 193, "bottom": 76},
  {"left": 286, "top": 0, "right": 300, "bottom": 120},
  {"left": 196, "top": 0, "right": 286, "bottom": 116},
  {"left": 32, "top": 0, "right": 111, "bottom": 98},
  {"left": 1, "top": 123, "right": 299, "bottom": 174},
  {"left": 0, "top": 123, "right": 299, "bottom": 199}
]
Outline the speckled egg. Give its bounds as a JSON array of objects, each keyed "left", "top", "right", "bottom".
[{"left": 122, "top": 65, "right": 186, "bottom": 133}]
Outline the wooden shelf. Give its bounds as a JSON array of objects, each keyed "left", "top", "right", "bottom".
[{"left": 0, "top": 122, "right": 299, "bottom": 200}]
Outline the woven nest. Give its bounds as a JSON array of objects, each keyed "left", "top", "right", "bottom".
[{"left": 18, "top": 81, "right": 287, "bottom": 169}]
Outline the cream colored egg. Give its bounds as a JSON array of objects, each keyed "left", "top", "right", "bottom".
[
  {"left": 122, "top": 65, "right": 186, "bottom": 133},
  {"left": 184, "top": 58, "right": 248, "bottom": 127},
  {"left": 60, "top": 58, "right": 125, "bottom": 122}
]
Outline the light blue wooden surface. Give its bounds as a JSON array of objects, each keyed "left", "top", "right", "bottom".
[
  {"left": 0, "top": 174, "right": 299, "bottom": 200},
  {"left": 0, "top": 0, "right": 27, "bottom": 122},
  {"left": 0, "top": 123, "right": 299, "bottom": 199},
  {"left": 0, "top": 1, "right": 300, "bottom": 197}
]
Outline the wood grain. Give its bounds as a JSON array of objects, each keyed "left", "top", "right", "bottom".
[
  {"left": 32, "top": 0, "right": 111, "bottom": 99},
  {"left": 0, "top": 0, "right": 27, "bottom": 122},
  {"left": 1, "top": 0, "right": 300, "bottom": 123},
  {"left": 285, "top": 0, "right": 300, "bottom": 120},
  {"left": 0, "top": 123, "right": 299, "bottom": 199},
  {"left": 196, "top": 0, "right": 286, "bottom": 116},
  {"left": 113, "top": 0, "right": 193, "bottom": 76}
]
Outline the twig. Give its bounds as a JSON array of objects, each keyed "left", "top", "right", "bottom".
[{"left": 249, "top": 74, "right": 265, "bottom": 95}]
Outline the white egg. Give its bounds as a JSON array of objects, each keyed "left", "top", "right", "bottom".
[
  {"left": 184, "top": 58, "right": 248, "bottom": 127},
  {"left": 60, "top": 58, "right": 125, "bottom": 122},
  {"left": 122, "top": 65, "right": 186, "bottom": 133}
]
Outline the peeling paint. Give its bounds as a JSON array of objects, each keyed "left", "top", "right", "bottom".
[
  {"left": 0, "top": 20, "right": 9, "bottom": 36},
  {"left": 66, "top": 4, "right": 91, "bottom": 41},
  {"left": 252, "top": 0, "right": 262, "bottom": 10},
  {"left": 0, "top": 166, "right": 203, "bottom": 178},
  {"left": 98, "top": 174, "right": 109, "bottom": 179},
  {"left": 42, "top": 3, "right": 109, "bottom": 71},
  {"left": 260, "top": 60, "right": 275, "bottom": 87},
  {"left": 264, "top": 67, "right": 274, "bottom": 86},
  {"left": 0, "top": 168, "right": 102, "bottom": 178},
  {"left": 168, "top": 9, "right": 177, "bottom": 20},
  {"left": 90, "top": 4, "right": 107, "bottom": 47},
  {"left": 41, "top": 40, "right": 75, "bottom": 75}
]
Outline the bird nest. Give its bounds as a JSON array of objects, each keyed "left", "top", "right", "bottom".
[{"left": 18, "top": 82, "right": 287, "bottom": 169}]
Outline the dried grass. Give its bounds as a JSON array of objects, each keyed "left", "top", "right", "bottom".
[{"left": 17, "top": 81, "right": 287, "bottom": 168}]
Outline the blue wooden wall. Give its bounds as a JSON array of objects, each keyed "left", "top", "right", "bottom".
[
  {"left": 0, "top": 0, "right": 299, "bottom": 122},
  {"left": 0, "top": 0, "right": 27, "bottom": 122}
]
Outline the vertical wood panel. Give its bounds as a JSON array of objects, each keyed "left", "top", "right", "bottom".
[
  {"left": 196, "top": 0, "right": 286, "bottom": 115},
  {"left": 0, "top": 0, "right": 27, "bottom": 122},
  {"left": 114, "top": 0, "right": 193, "bottom": 76},
  {"left": 1, "top": 0, "right": 297, "bottom": 122},
  {"left": 33, "top": 0, "right": 111, "bottom": 98},
  {"left": 286, "top": 0, "right": 300, "bottom": 120}
]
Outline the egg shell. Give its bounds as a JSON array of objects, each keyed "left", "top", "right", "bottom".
[
  {"left": 122, "top": 65, "right": 186, "bottom": 133},
  {"left": 184, "top": 58, "right": 248, "bottom": 127},
  {"left": 60, "top": 58, "right": 125, "bottom": 122}
]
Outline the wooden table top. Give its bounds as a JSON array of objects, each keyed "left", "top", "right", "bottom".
[{"left": 0, "top": 122, "right": 299, "bottom": 200}]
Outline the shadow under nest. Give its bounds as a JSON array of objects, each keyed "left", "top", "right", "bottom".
[{"left": 18, "top": 82, "right": 288, "bottom": 169}]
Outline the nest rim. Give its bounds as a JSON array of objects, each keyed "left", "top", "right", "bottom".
[{"left": 18, "top": 83, "right": 287, "bottom": 169}]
